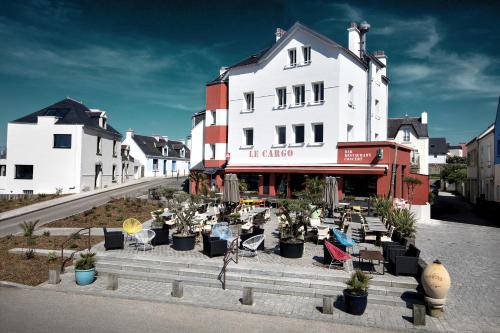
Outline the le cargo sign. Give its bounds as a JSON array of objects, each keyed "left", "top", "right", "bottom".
[{"left": 248, "top": 149, "right": 294, "bottom": 158}]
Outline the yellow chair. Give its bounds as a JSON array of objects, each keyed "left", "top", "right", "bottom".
[{"left": 122, "top": 218, "right": 143, "bottom": 243}]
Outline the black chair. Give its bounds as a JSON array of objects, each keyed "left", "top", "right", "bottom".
[
  {"left": 103, "top": 227, "right": 124, "bottom": 250},
  {"left": 389, "top": 244, "right": 420, "bottom": 276},
  {"left": 239, "top": 227, "right": 265, "bottom": 250},
  {"left": 382, "top": 233, "right": 408, "bottom": 260},
  {"left": 202, "top": 233, "right": 227, "bottom": 258},
  {"left": 151, "top": 224, "right": 170, "bottom": 246}
]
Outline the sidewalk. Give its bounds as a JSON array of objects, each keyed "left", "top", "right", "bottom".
[{"left": 0, "top": 176, "right": 183, "bottom": 221}]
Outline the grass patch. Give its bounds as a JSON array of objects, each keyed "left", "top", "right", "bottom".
[{"left": 45, "top": 198, "right": 161, "bottom": 228}]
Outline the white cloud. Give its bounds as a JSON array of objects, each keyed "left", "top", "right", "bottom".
[
  {"left": 392, "top": 64, "right": 433, "bottom": 83},
  {"left": 321, "top": 3, "right": 363, "bottom": 23}
]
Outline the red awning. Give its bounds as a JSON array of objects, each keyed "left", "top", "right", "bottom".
[{"left": 225, "top": 165, "right": 387, "bottom": 175}]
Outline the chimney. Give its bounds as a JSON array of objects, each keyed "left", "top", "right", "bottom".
[
  {"left": 162, "top": 136, "right": 169, "bottom": 142},
  {"left": 275, "top": 28, "right": 286, "bottom": 41},
  {"left": 358, "top": 21, "right": 371, "bottom": 56},
  {"left": 219, "top": 66, "right": 227, "bottom": 75},
  {"left": 421, "top": 111, "right": 428, "bottom": 125},
  {"left": 373, "top": 50, "right": 387, "bottom": 65},
  {"left": 126, "top": 128, "right": 134, "bottom": 139},
  {"left": 153, "top": 135, "right": 161, "bottom": 141},
  {"left": 347, "top": 22, "right": 361, "bottom": 57}
]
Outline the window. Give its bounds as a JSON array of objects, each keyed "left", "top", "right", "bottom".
[
  {"left": 294, "top": 125, "right": 304, "bottom": 144},
  {"left": 312, "top": 82, "right": 324, "bottom": 103},
  {"left": 0, "top": 165, "right": 5, "bottom": 177},
  {"left": 153, "top": 159, "right": 158, "bottom": 171},
  {"left": 15, "top": 165, "right": 33, "bottom": 179},
  {"left": 53, "top": 134, "right": 71, "bottom": 149},
  {"left": 276, "top": 87, "right": 287, "bottom": 108},
  {"left": 101, "top": 118, "right": 107, "bottom": 129},
  {"left": 112, "top": 165, "right": 117, "bottom": 182},
  {"left": 288, "top": 48, "right": 296, "bottom": 66},
  {"left": 276, "top": 126, "right": 286, "bottom": 145},
  {"left": 23, "top": 190, "right": 33, "bottom": 195},
  {"left": 293, "top": 85, "right": 305, "bottom": 105},
  {"left": 244, "top": 128, "right": 254, "bottom": 146},
  {"left": 244, "top": 92, "right": 254, "bottom": 111},
  {"left": 113, "top": 140, "right": 118, "bottom": 157},
  {"left": 180, "top": 148, "right": 185, "bottom": 158},
  {"left": 210, "top": 144, "right": 216, "bottom": 159},
  {"left": 403, "top": 127, "right": 411, "bottom": 142},
  {"left": 348, "top": 84, "right": 354, "bottom": 107},
  {"left": 211, "top": 110, "right": 217, "bottom": 125},
  {"left": 375, "top": 99, "right": 380, "bottom": 114},
  {"left": 302, "top": 46, "right": 311, "bottom": 64},
  {"left": 96, "top": 137, "right": 102, "bottom": 155},
  {"left": 163, "top": 147, "right": 168, "bottom": 156},
  {"left": 313, "top": 123, "right": 324, "bottom": 143},
  {"left": 347, "top": 124, "right": 354, "bottom": 142},
  {"left": 375, "top": 133, "right": 379, "bottom": 140}
]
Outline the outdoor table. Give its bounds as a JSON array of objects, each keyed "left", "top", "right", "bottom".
[
  {"left": 161, "top": 212, "right": 175, "bottom": 218},
  {"left": 366, "top": 223, "right": 388, "bottom": 246},
  {"left": 321, "top": 217, "right": 336, "bottom": 224},
  {"left": 359, "top": 250, "right": 384, "bottom": 275}
]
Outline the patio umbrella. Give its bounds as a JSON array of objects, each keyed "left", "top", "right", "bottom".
[
  {"left": 323, "top": 176, "right": 339, "bottom": 210},
  {"left": 223, "top": 173, "right": 240, "bottom": 204}
]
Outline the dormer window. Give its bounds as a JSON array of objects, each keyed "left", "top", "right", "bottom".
[
  {"left": 180, "top": 148, "right": 185, "bottom": 158},
  {"left": 100, "top": 117, "right": 107, "bottom": 129},
  {"left": 163, "top": 147, "right": 169, "bottom": 156},
  {"left": 288, "top": 48, "right": 296, "bottom": 67},
  {"left": 403, "top": 127, "right": 411, "bottom": 142}
]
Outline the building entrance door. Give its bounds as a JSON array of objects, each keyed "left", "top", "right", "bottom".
[{"left": 95, "top": 164, "right": 102, "bottom": 189}]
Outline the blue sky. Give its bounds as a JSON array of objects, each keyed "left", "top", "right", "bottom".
[{"left": 1, "top": 0, "right": 499, "bottom": 147}]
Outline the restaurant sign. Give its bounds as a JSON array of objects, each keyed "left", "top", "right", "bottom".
[
  {"left": 339, "top": 148, "right": 376, "bottom": 163},
  {"left": 248, "top": 149, "right": 293, "bottom": 158}
]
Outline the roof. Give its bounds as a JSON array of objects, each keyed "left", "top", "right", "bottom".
[
  {"left": 12, "top": 98, "right": 121, "bottom": 139},
  {"left": 387, "top": 116, "right": 428, "bottom": 139},
  {"left": 209, "top": 21, "right": 385, "bottom": 84},
  {"left": 132, "top": 134, "right": 190, "bottom": 159},
  {"left": 429, "top": 137, "right": 448, "bottom": 155}
]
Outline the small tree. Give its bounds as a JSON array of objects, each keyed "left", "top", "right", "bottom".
[
  {"left": 277, "top": 199, "right": 310, "bottom": 243},
  {"left": 160, "top": 187, "right": 177, "bottom": 203},
  {"left": 188, "top": 171, "right": 206, "bottom": 195},
  {"left": 403, "top": 176, "right": 423, "bottom": 208},
  {"left": 167, "top": 192, "right": 200, "bottom": 236},
  {"left": 19, "top": 220, "right": 39, "bottom": 259}
]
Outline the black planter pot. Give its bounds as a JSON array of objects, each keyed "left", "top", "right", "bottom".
[
  {"left": 392, "top": 230, "right": 402, "bottom": 243},
  {"left": 151, "top": 227, "right": 170, "bottom": 246},
  {"left": 172, "top": 234, "right": 196, "bottom": 251},
  {"left": 403, "top": 236, "right": 415, "bottom": 247},
  {"left": 343, "top": 290, "right": 368, "bottom": 315},
  {"left": 279, "top": 240, "right": 304, "bottom": 258}
]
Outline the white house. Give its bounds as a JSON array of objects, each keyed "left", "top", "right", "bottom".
[
  {"left": 120, "top": 144, "right": 141, "bottom": 182},
  {"left": 387, "top": 112, "right": 429, "bottom": 175},
  {"left": 122, "top": 129, "right": 190, "bottom": 178},
  {"left": 0, "top": 98, "right": 124, "bottom": 194},
  {"left": 466, "top": 124, "right": 495, "bottom": 203},
  {"left": 428, "top": 137, "right": 448, "bottom": 165}
]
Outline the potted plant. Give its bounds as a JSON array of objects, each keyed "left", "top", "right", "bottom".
[
  {"left": 343, "top": 269, "right": 371, "bottom": 315},
  {"left": 150, "top": 209, "right": 170, "bottom": 246},
  {"left": 168, "top": 192, "right": 199, "bottom": 251},
  {"left": 395, "top": 208, "right": 416, "bottom": 245},
  {"left": 277, "top": 199, "right": 309, "bottom": 258},
  {"left": 47, "top": 251, "right": 60, "bottom": 284},
  {"left": 74, "top": 252, "right": 96, "bottom": 286}
]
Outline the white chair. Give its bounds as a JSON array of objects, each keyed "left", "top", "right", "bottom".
[
  {"left": 241, "top": 234, "right": 265, "bottom": 261},
  {"left": 135, "top": 229, "right": 156, "bottom": 251},
  {"left": 316, "top": 226, "right": 330, "bottom": 244}
]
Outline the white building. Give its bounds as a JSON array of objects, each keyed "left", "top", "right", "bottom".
[
  {"left": 0, "top": 98, "right": 124, "bottom": 194},
  {"left": 466, "top": 124, "right": 495, "bottom": 203},
  {"left": 122, "top": 130, "right": 190, "bottom": 178},
  {"left": 387, "top": 112, "right": 429, "bottom": 175},
  {"left": 428, "top": 137, "right": 448, "bottom": 165}
]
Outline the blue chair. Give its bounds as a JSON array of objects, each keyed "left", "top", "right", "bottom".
[{"left": 333, "top": 229, "right": 356, "bottom": 248}]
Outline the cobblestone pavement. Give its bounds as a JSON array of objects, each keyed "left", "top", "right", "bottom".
[
  {"left": 417, "top": 192, "right": 500, "bottom": 333},
  {"left": 42, "top": 273, "right": 447, "bottom": 333}
]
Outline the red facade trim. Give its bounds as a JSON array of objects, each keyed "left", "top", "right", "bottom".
[
  {"left": 206, "top": 83, "right": 228, "bottom": 110},
  {"left": 204, "top": 125, "right": 227, "bottom": 144}
]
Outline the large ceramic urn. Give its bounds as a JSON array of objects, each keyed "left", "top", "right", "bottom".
[{"left": 421, "top": 260, "right": 451, "bottom": 317}]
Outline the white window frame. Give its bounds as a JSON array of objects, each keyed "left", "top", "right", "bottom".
[
  {"left": 288, "top": 48, "right": 297, "bottom": 67},
  {"left": 243, "top": 128, "right": 254, "bottom": 147},
  {"left": 312, "top": 123, "right": 324, "bottom": 143},
  {"left": 312, "top": 82, "right": 324, "bottom": 104},
  {"left": 244, "top": 92, "right": 254, "bottom": 111},
  {"left": 403, "top": 127, "right": 411, "bottom": 142},
  {"left": 302, "top": 46, "right": 311, "bottom": 64},
  {"left": 293, "top": 124, "right": 305, "bottom": 144},
  {"left": 293, "top": 85, "right": 305, "bottom": 106},
  {"left": 276, "top": 87, "right": 287, "bottom": 108},
  {"left": 348, "top": 84, "right": 354, "bottom": 108},
  {"left": 276, "top": 126, "right": 286, "bottom": 145}
]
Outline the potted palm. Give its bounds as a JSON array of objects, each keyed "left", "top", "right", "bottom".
[
  {"left": 168, "top": 192, "right": 199, "bottom": 251},
  {"left": 395, "top": 208, "right": 417, "bottom": 245},
  {"left": 74, "top": 252, "right": 96, "bottom": 286},
  {"left": 343, "top": 269, "right": 371, "bottom": 315},
  {"left": 277, "top": 199, "right": 309, "bottom": 258}
]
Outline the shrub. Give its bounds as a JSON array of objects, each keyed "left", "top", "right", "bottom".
[
  {"left": 43, "top": 230, "right": 51, "bottom": 237},
  {"left": 69, "top": 243, "right": 78, "bottom": 249},
  {"left": 105, "top": 204, "right": 112, "bottom": 211},
  {"left": 106, "top": 212, "right": 112, "bottom": 218},
  {"left": 116, "top": 215, "right": 124, "bottom": 221},
  {"left": 345, "top": 269, "right": 371, "bottom": 296},
  {"left": 25, "top": 249, "right": 35, "bottom": 259},
  {"left": 393, "top": 209, "right": 416, "bottom": 238},
  {"left": 75, "top": 252, "right": 96, "bottom": 270},
  {"left": 71, "top": 233, "right": 81, "bottom": 240},
  {"left": 47, "top": 251, "right": 58, "bottom": 262},
  {"left": 55, "top": 187, "right": 63, "bottom": 196}
]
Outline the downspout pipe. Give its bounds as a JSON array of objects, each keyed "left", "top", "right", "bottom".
[{"left": 366, "top": 59, "right": 372, "bottom": 142}]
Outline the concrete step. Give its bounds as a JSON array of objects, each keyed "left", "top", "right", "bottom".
[
  {"left": 94, "top": 261, "right": 412, "bottom": 298},
  {"left": 89, "top": 266, "right": 418, "bottom": 307},
  {"left": 94, "top": 253, "right": 418, "bottom": 289}
]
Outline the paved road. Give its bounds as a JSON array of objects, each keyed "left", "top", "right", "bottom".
[
  {"left": 417, "top": 192, "right": 500, "bottom": 332},
  {"left": 0, "top": 177, "right": 186, "bottom": 236},
  {"left": 0, "top": 287, "right": 397, "bottom": 333}
]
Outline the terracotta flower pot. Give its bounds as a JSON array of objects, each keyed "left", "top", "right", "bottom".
[{"left": 421, "top": 260, "right": 451, "bottom": 300}]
